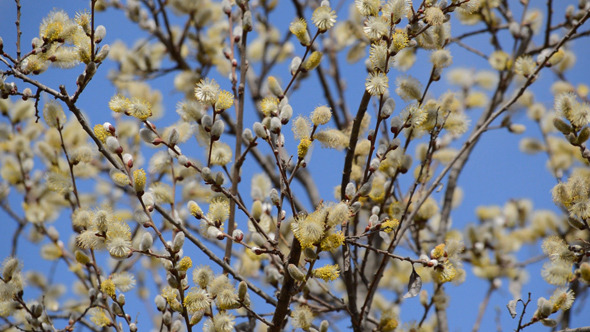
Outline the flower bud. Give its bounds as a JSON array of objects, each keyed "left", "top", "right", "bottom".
[
  {"left": 290, "top": 56, "right": 302, "bottom": 75},
  {"left": 168, "top": 128, "right": 179, "bottom": 145},
  {"left": 2, "top": 258, "right": 20, "bottom": 281},
  {"left": 96, "top": 44, "right": 110, "bottom": 62},
  {"left": 251, "top": 200, "right": 263, "bottom": 220},
  {"left": 359, "top": 182, "right": 371, "bottom": 196},
  {"left": 134, "top": 208, "right": 150, "bottom": 226},
  {"left": 188, "top": 201, "right": 203, "bottom": 219},
  {"left": 123, "top": 153, "right": 134, "bottom": 168},
  {"left": 167, "top": 273, "right": 179, "bottom": 288},
  {"left": 303, "top": 247, "right": 317, "bottom": 260},
  {"left": 207, "top": 226, "right": 223, "bottom": 239},
  {"left": 381, "top": 98, "right": 395, "bottom": 119},
  {"left": 139, "top": 232, "right": 153, "bottom": 251},
  {"left": 270, "top": 188, "right": 280, "bottom": 205},
  {"left": 139, "top": 128, "right": 157, "bottom": 144},
  {"left": 238, "top": 281, "right": 248, "bottom": 301},
  {"left": 303, "top": 51, "right": 322, "bottom": 71},
  {"left": 94, "top": 25, "right": 106, "bottom": 43},
  {"left": 106, "top": 136, "right": 123, "bottom": 154},
  {"left": 201, "top": 114, "right": 213, "bottom": 131},
  {"left": 508, "top": 124, "right": 526, "bottom": 134},
  {"left": 215, "top": 171, "right": 224, "bottom": 186},
  {"left": 279, "top": 104, "right": 293, "bottom": 124},
  {"left": 242, "top": 128, "right": 254, "bottom": 143},
  {"left": 172, "top": 232, "right": 185, "bottom": 253},
  {"left": 267, "top": 76, "right": 284, "bottom": 97},
  {"left": 133, "top": 169, "right": 146, "bottom": 193},
  {"left": 242, "top": 10, "right": 253, "bottom": 31},
  {"left": 345, "top": 182, "right": 356, "bottom": 199},
  {"left": 178, "top": 155, "right": 190, "bottom": 167},
  {"left": 253, "top": 122, "right": 268, "bottom": 139},
  {"left": 251, "top": 232, "right": 266, "bottom": 247},
  {"left": 201, "top": 167, "right": 213, "bottom": 182},
  {"left": 270, "top": 117, "right": 282, "bottom": 134},
  {"left": 211, "top": 120, "right": 224, "bottom": 140},
  {"left": 288, "top": 264, "right": 305, "bottom": 281},
  {"left": 390, "top": 116, "right": 403, "bottom": 136},
  {"left": 311, "top": 105, "right": 332, "bottom": 126},
  {"left": 232, "top": 229, "right": 244, "bottom": 242}
]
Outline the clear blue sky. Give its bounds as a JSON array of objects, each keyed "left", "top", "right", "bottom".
[{"left": 1, "top": 0, "right": 589, "bottom": 331}]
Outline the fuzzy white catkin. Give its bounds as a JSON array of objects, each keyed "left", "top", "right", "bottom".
[
  {"left": 106, "top": 136, "right": 122, "bottom": 153},
  {"left": 139, "top": 232, "right": 153, "bottom": 251},
  {"left": 253, "top": 122, "right": 268, "bottom": 139}
]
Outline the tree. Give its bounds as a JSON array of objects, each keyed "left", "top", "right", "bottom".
[{"left": 0, "top": 0, "right": 589, "bottom": 331}]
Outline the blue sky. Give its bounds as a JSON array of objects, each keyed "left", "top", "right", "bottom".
[{"left": 1, "top": 0, "right": 589, "bottom": 331}]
